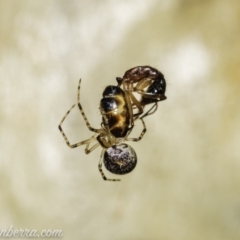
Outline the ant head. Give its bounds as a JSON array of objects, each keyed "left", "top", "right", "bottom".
[
  {"left": 141, "top": 75, "right": 167, "bottom": 105},
  {"left": 147, "top": 76, "right": 166, "bottom": 95}
]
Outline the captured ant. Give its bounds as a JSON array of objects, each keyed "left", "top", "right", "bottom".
[
  {"left": 58, "top": 79, "right": 146, "bottom": 181},
  {"left": 116, "top": 66, "right": 167, "bottom": 118}
]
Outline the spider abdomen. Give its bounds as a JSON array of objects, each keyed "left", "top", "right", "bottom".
[{"left": 104, "top": 144, "right": 137, "bottom": 175}]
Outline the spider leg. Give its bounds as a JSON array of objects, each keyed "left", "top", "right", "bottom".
[
  {"left": 77, "top": 79, "right": 101, "bottom": 133},
  {"left": 126, "top": 118, "right": 146, "bottom": 142},
  {"left": 58, "top": 104, "right": 98, "bottom": 149},
  {"left": 59, "top": 103, "right": 76, "bottom": 127},
  {"left": 98, "top": 149, "right": 120, "bottom": 181},
  {"left": 85, "top": 142, "right": 100, "bottom": 154},
  {"left": 59, "top": 128, "right": 96, "bottom": 149}
]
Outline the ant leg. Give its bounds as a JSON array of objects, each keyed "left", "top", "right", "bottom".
[
  {"left": 124, "top": 93, "right": 134, "bottom": 128},
  {"left": 138, "top": 103, "right": 158, "bottom": 119},
  {"left": 98, "top": 149, "right": 120, "bottom": 181},
  {"left": 130, "top": 92, "right": 142, "bottom": 110},
  {"left": 126, "top": 118, "right": 146, "bottom": 142},
  {"left": 77, "top": 79, "right": 101, "bottom": 133},
  {"left": 129, "top": 92, "right": 143, "bottom": 115},
  {"left": 135, "top": 78, "right": 152, "bottom": 90},
  {"left": 58, "top": 104, "right": 97, "bottom": 148}
]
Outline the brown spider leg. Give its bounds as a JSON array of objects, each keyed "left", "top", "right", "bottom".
[
  {"left": 98, "top": 149, "right": 120, "bottom": 181},
  {"left": 126, "top": 118, "right": 146, "bottom": 142},
  {"left": 77, "top": 79, "right": 101, "bottom": 133},
  {"left": 58, "top": 104, "right": 99, "bottom": 149}
]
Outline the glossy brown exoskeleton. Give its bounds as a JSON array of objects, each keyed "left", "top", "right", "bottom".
[{"left": 116, "top": 66, "right": 167, "bottom": 117}]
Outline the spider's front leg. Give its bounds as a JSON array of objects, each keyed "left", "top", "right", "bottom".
[{"left": 77, "top": 79, "right": 101, "bottom": 133}]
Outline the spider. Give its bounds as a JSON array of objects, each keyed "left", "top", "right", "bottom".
[
  {"left": 58, "top": 79, "right": 147, "bottom": 181},
  {"left": 116, "top": 66, "right": 167, "bottom": 118}
]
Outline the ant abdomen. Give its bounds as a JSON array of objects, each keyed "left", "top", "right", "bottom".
[{"left": 100, "top": 85, "right": 130, "bottom": 138}]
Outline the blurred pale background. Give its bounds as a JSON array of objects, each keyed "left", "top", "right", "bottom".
[{"left": 1, "top": 0, "right": 240, "bottom": 239}]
